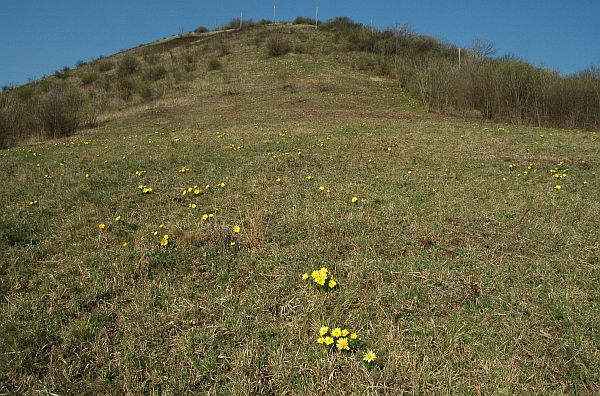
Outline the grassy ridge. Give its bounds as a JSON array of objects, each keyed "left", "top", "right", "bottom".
[{"left": 1, "top": 25, "right": 599, "bottom": 394}]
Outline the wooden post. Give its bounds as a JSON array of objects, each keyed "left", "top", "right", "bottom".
[
  {"left": 458, "top": 47, "right": 461, "bottom": 68},
  {"left": 315, "top": 7, "right": 319, "bottom": 29},
  {"left": 273, "top": 4, "right": 276, "bottom": 21},
  {"left": 240, "top": 12, "right": 243, "bottom": 29}
]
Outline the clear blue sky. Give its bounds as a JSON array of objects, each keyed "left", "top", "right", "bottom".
[{"left": 1, "top": 0, "right": 599, "bottom": 87}]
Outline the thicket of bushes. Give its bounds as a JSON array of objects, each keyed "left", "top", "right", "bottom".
[
  {"left": 0, "top": 82, "right": 86, "bottom": 147},
  {"left": 322, "top": 17, "right": 600, "bottom": 130}
]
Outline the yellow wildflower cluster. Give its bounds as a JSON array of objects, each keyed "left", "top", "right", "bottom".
[
  {"left": 178, "top": 166, "right": 190, "bottom": 173},
  {"left": 182, "top": 185, "right": 203, "bottom": 196},
  {"left": 302, "top": 267, "right": 337, "bottom": 289},
  {"left": 316, "top": 326, "right": 362, "bottom": 352},
  {"left": 138, "top": 185, "right": 153, "bottom": 193},
  {"left": 135, "top": 170, "right": 146, "bottom": 177}
]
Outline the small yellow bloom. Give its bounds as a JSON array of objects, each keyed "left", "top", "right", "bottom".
[
  {"left": 319, "top": 326, "right": 329, "bottom": 336},
  {"left": 201, "top": 214, "right": 209, "bottom": 221},
  {"left": 302, "top": 273, "right": 309, "bottom": 280},
  {"left": 122, "top": 242, "right": 129, "bottom": 248},
  {"left": 351, "top": 196, "right": 359, "bottom": 203},
  {"left": 189, "top": 203, "right": 197, "bottom": 209},
  {"left": 554, "top": 185, "right": 562, "bottom": 190},
  {"left": 336, "top": 337, "right": 350, "bottom": 351},
  {"left": 159, "top": 235, "right": 169, "bottom": 247},
  {"left": 363, "top": 350, "right": 377, "bottom": 362},
  {"left": 98, "top": 223, "right": 106, "bottom": 230},
  {"left": 316, "top": 337, "right": 325, "bottom": 344},
  {"left": 341, "top": 329, "right": 349, "bottom": 337},
  {"left": 319, "top": 186, "right": 325, "bottom": 191},
  {"left": 115, "top": 215, "right": 121, "bottom": 222},
  {"left": 218, "top": 182, "right": 225, "bottom": 188},
  {"left": 331, "top": 328, "right": 342, "bottom": 338},
  {"left": 232, "top": 225, "right": 241, "bottom": 233},
  {"left": 324, "top": 337, "right": 334, "bottom": 346},
  {"left": 193, "top": 187, "right": 201, "bottom": 195},
  {"left": 328, "top": 278, "right": 337, "bottom": 288},
  {"left": 350, "top": 333, "right": 359, "bottom": 340}
]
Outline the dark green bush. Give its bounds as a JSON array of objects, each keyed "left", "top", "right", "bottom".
[
  {"left": 194, "top": 26, "right": 209, "bottom": 33},
  {"left": 143, "top": 65, "right": 168, "bottom": 81},
  {"left": 97, "top": 59, "right": 114, "bottom": 72},
  {"left": 80, "top": 72, "right": 99, "bottom": 85},
  {"left": 266, "top": 35, "right": 291, "bottom": 57},
  {"left": 207, "top": 58, "right": 222, "bottom": 71},
  {"left": 54, "top": 66, "right": 71, "bottom": 79},
  {"left": 116, "top": 56, "right": 139, "bottom": 77},
  {"left": 294, "top": 16, "right": 316, "bottom": 25}
]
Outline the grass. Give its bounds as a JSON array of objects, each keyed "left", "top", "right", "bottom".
[{"left": 1, "top": 24, "right": 599, "bottom": 394}]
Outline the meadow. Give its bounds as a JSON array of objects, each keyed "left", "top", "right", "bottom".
[{"left": 1, "top": 24, "right": 599, "bottom": 394}]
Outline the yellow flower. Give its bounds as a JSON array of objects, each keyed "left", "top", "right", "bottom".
[
  {"left": 160, "top": 235, "right": 169, "bottom": 247},
  {"left": 115, "top": 215, "right": 121, "bottom": 222},
  {"left": 363, "top": 350, "right": 377, "bottom": 362},
  {"left": 319, "top": 186, "right": 325, "bottom": 191},
  {"left": 328, "top": 278, "right": 337, "bottom": 288},
  {"left": 324, "top": 337, "right": 334, "bottom": 346},
  {"left": 193, "top": 187, "right": 201, "bottom": 195},
  {"left": 232, "top": 225, "right": 241, "bottom": 233},
  {"left": 201, "top": 214, "right": 209, "bottom": 221},
  {"left": 336, "top": 337, "right": 349, "bottom": 351},
  {"left": 218, "top": 182, "right": 225, "bottom": 188},
  {"left": 319, "top": 326, "right": 329, "bottom": 336},
  {"left": 316, "top": 337, "right": 325, "bottom": 344},
  {"left": 275, "top": 177, "right": 281, "bottom": 183},
  {"left": 331, "top": 328, "right": 342, "bottom": 338},
  {"left": 350, "top": 333, "right": 359, "bottom": 340},
  {"left": 302, "top": 273, "right": 309, "bottom": 280},
  {"left": 554, "top": 185, "right": 562, "bottom": 190},
  {"left": 351, "top": 196, "right": 359, "bottom": 203},
  {"left": 98, "top": 223, "right": 106, "bottom": 230},
  {"left": 189, "top": 203, "right": 197, "bottom": 209},
  {"left": 341, "top": 329, "right": 349, "bottom": 337},
  {"left": 122, "top": 242, "right": 129, "bottom": 248},
  {"left": 306, "top": 175, "right": 314, "bottom": 180}
]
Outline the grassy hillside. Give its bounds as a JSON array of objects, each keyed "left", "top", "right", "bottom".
[{"left": 1, "top": 24, "right": 599, "bottom": 394}]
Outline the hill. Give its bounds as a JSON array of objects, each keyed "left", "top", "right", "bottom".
[{"left": 1, "top": 21, "right": 599, "bottom": 394}]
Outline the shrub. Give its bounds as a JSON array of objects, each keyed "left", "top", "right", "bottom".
[
  {"left": 207, "top": 58, "right": 222, "bottom": 71},
  {"left": 266, "top": 35, "right": 291, "bottom": 57},
  {"left": 116, "top": 56, "right": 139, "bottom": 77},
  {"left": 0, "top": 92, "right": 20, "bottom": 148},
  {"left": 136, "top": 81, "right": 154, "bottom": 100},
  {"left": 116, "top": 77, "right": 135, "bottom": 101},
  {"left": 143, "top": 65, "right": 168, "bottom": 81},
  {"left": 294, "top": 16, "right": 316, "bottom": 25},
  {"left": 97, "top": 59, "right": 114, "bottom": 72},
  {"left": 80, "top": 72, "right": 99, "bottom": 85},
  {"left": 54, "top": 66, "right": 71, "bottom": 79},
  {"left": 194, "top": 26, "right": 209, "bottom": 34},
  {"left": 257, "top": 19, "right": 272, "bottom": 26},
  {"left": 35, "top": 82, "right": 85, "bottom": 139}
]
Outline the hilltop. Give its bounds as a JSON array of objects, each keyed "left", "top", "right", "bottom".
[{"left": 1, "top": 20, "right": 599, "bottom": 394}]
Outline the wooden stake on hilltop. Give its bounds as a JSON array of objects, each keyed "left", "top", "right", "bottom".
[
  {"left": 273, "top": 4, "right": 276, "bottom": 22},
  {"left": 240, "top": 12, "right": 243, "bottom": 29},
  {"left": 316, "top": 7, "right": 319, "bottom": 29},
  {"left": 459, "top": 47, "right": 461, "bottom": 68}
]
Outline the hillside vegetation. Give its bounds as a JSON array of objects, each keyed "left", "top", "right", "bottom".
[{"left": 1, "top": 20, "right": 599, "bottom": 394}]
